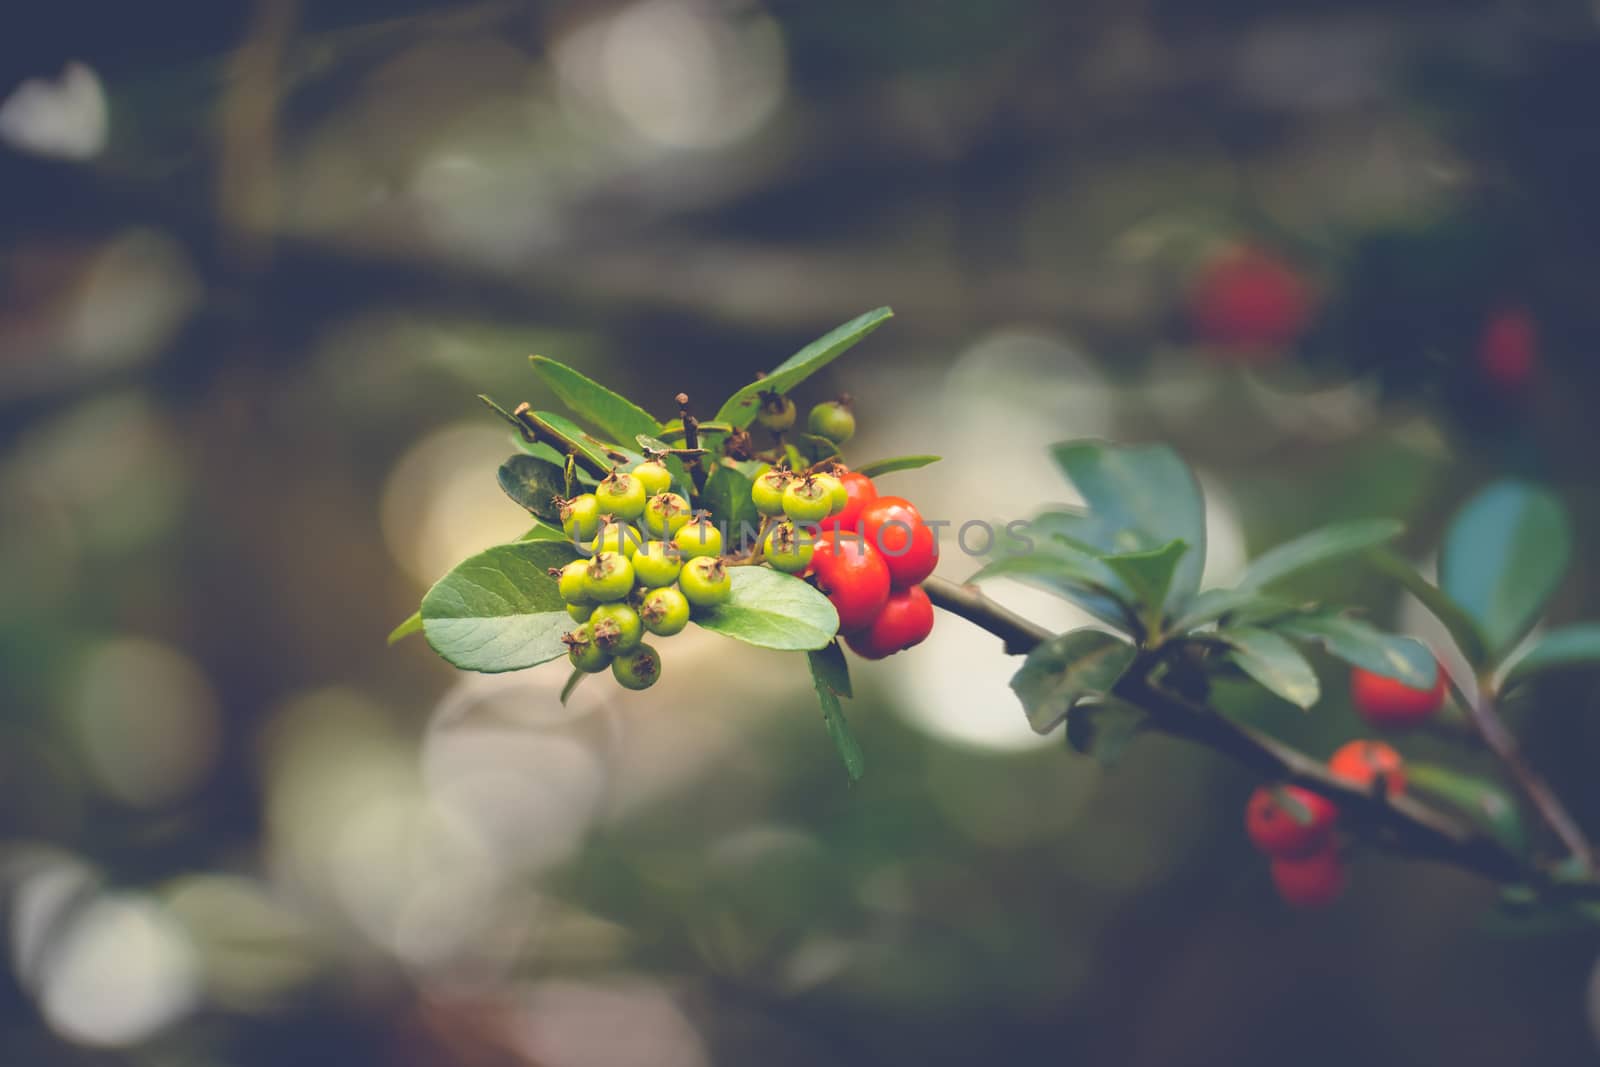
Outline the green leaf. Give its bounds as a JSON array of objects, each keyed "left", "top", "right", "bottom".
[
  {"left": 855, "top": 455, "right": 942, "bottom": 479},
  {"left": 1237, "top": 518, "right": 1406, "bottom": 591},
  {"left": 528, "top": 410, "right": 625, "bottom": 473},
  {"left": 420, "top": 541, "right": 582, "bottom": 673},
  {"left": 1010, "top": 629, "right": 1138, "bottom": 734},
  {"left": 701, "top": 466, "right": 760, "bottom": 544},
  {"left": 1169, "top": 588, "right": 1291, "bottom": 632},
  {"left": 808, "top": 647, "right": 864, "bottom": 781},
  {"left": 1219, "top": 626, "right": 1321, "bottom": 709},
  {"left": 511, "top": 434, "right": 571, "bottom": 469},
  {"left": 1366, "top": 549, "right": 1490, "bottom": 668},
  {"left": 1102, "top": 540, "right": 1188, "bottom": 621},
  {"left": 808, "top": 639, "right": 853, "bottom": 699},
  {"left": 694, "top": 567, "right": 839, "bottom": 650},
  {"left": 1407, "top": 762, "right": 1526, "bottom": 854},
  {"left": 714, "top": 307, "right": 894, "bottom": 428},
  {"left": 498, "top": 455, "right": 567, "bottom": 523},
  {"left": 559, "top": 669, "right": 585, "bottom": 706},
  {"left": 529, "top": 355, "right": 662, "bottom": 445},
  {"left": 387, "top": 610, "right": 423, "bottom": 645},
  {"left": 1440, "top": 481, "right": 1573, "bottom": 661},
  {"left": 1065, "top": 697, "right": 1146, "bottom": 766},
  {"left": 1049, "top": 440, "right": 1206, "bottom": 608},
  {"left": 1274, "top": 614, "right": 1437, "bottom": 690},
  {"left": 1503, "top": 624, "right": 1600, "bottom": 689},
  {"left": 969, "top": 552, "right": 1135, "bottom": 631},
  {"left": 517, "top": 521, "right": 571, "bottom": 543}
]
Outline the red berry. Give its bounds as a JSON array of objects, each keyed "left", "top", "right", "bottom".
[
  {"left": 1328, "top": 740, "right": 1407, "bottom": 795},
  {"left": 859, "top": 496, "right": 937, "bottom": 588},
  {"left": 1478, "top": 305, "right": 1537, "bottom": 389},
  {"left": 1187, "top": 245, "right": 1313, "bottom": 359},
  {"left": 1270, "top": 845, "right": 1347, "bottom": 909},
  {"left": 810, "top": 531, "right": 891, "bottom": 632},
  {"left": 1245, "top": 785, "right": 1338, "bottom": 859},
  {"left": 845, "top": 584, "right": 934, "bottom": 659},
  {"left": 1350, "top": 663, "right": 1445, "bottom": 730},
  {"left": 820, "top": 471, "right": 879, "bottom": 534}
]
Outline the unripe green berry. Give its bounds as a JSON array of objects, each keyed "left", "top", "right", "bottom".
[
  {"left": 591, "top": 520, "right": 645, "bottom": 558},
  {"left": 584, "top": 552, "right": 635, "bottom": 602},
  {"left": 640, "top": 586, "right": 691, "bottom": 636},
  {"left": 589, "top": 602, "right": 644, "bottom": 655},
  {"left": 808, "top": 400, "right": 855, "bottom": 444},
  {"left": 751, "top": 468, "right": 793, "bottom": 517},
  {"left": 762, "top": 521, "right": 814, "bottom": 573},
  {"left": 560, "top": 494, "right": 601, "bottom": 542},
  {"left": 632, "top": 541, "right": 683, "bottom": 588},
  {"left": 632, "top": 460, "right": 673, "bottom": 496},
  {"left": 757, "top": 392, "right": 797, "bottom": 431},
  {"left": 781, "top": 476, "right": 834, "bottom": 523},
  {"left": 595, "top": 470, "right": 647, "bottom": 521},
  {"left": 567, "top": 602, "right": 595, "bottom": 623},
  {"left": 612, "top": 643, "right": 662, "bottom": 690},
  {"left": 673, "top": 515, "right": 724, "bottom": 559},
  {"left": 809, "top": 473, "right": 844, "bottom": 516},
  {"left": 556, "top": 559, "right": 594, "bottom": 605},
  {"left": 564, "top": 624, "right": 612, "bottom": 673},
  {"left": 680, "top": 556, "right": 732, "bottom": 609},
  {"left": 642, "top": 492, "right": 692, "bottom": 539}
]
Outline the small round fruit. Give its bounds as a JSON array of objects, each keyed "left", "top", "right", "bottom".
[
  {"left": 808, "top": 400, "right": 856, "bottom": 444},
  {"left": 680, "top": 556, "right": 732, "bottom": 609},
  {"left": 808, "top": 473, "right": 844, "bottom": 516},
  {"left": 555, "top": 560, "right": 594, "bottom": 605},
  {"left": 589, "top": 602, "right": 644, "bottom": 655},
  {"left": 844, "top": 584, "right": 934, "bottom": 659},
  {"left": 613, "top": 643, "right": 662, "bottom": 691},
  {"left": 564, "top": 625, "right": 611, "bottom": 674},
  {"left": 1186, "top": 244, "right": 1312, "bottom": 360},
  {"left": 632, "top": 541, "right": 683, "bottom": 588},
  {"left": 642, "top": 492, "right": 692, "bottom": 539},
  {"left": 762, "top": 521, "right": 814, "bottom": 573},
  {"left": 1351, "top": 663, "right": 1445, "bottom": 730},
  {"left": 810, "top": 531, "right": 891, "bottom": 632},
  {"left": 560, "top": 494, "right": 601, "bottom": 542},
  {"left": 566, "top": 602, "right": 595, "bottom": 623},
  {"left": 757, "top": 392, "right": 797, "bottom": 431},
  {"left": 673, "top": 515, "right": 724, "bottom": 559},
  {"left": 1245, "top": 785, "right": 1338, "bottom": 859},
  {"left": 632, "top": 460, "right": 673, "bottom": 496},
  {"left": 1328, "top": 739, "right": 1407, "bottom": 795},
  {"left": 595, "top": 470, "right": 647, "bottom": 521},
  {"left": 820, "top": 471, "right": 878, "bottom": 534},
  {"left": 782, "top": 476, "right": 835, "bottom": 523},
  {"left": 591, "top": 521, "right": 644, "bottom": 558},
  {"left": 751, "top": 468, "right": 794, "bottom": 517},
  {"left": 640, "top": 586, "right": 690, "bottom": 636},
  {"left": 1269, "top": 846, "right": 1346, "bottom": 909},
  {"left": 1479, "top": 304, "right": 1537, "bottom": 390},
  {"left": 583, "top": 552, "right": 635, "bottom": 603},
  {"left": 860, "top": 496, "right": 937, "bottom": 587}
]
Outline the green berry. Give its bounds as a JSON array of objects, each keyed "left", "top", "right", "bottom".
[
  {"left": 589, "top": 602, "right": 644, "bottom": 655},
  {"left": 757, "top": 392, "right": 797, "bottom": 431},
  {"left": 673, "top": 515, "right": 724, "bottom": 559},
  {"left": 591, "top": 520, "right": 644, "bottom": 558},
  {"left": 584, "top": 552, "right": 635, "bottom": 602},
  {"left": 816, "top": 472, "right": 847, "bottom": 514},
  {"left": 567, "top": 602, "right": 595, "bottom": 623},
  {"left": 781, "top": 476, "right": 834, "bottom": 523},
  {"left": 612, "top": 643, "right": 662, "bottom": 690},
  {"left": 564, "top": 625, "right": 612, "bottom": 673},
  {"left": 556, "top": 559, "right": 593, "bottom": 605},
  {"left": 595, "top": 470, "right": 647, "bottom": 521},
  {"left": 680, "top": 556, "right": 732, "bottom": 609},
  {"left": 632, "top": 541, "right": 683, "bottom": 588},
  {"left": 640, "top": 586, "right": 690, "bottom": 636},
  {"left": 633, "top": 460, "right": 673, "bottom": 496},
  {"left": 642, "top": 492, "right": 692, "bottom": 539},
  {"left": 762, "top": 521, "right": 814, "bottom": 573},
  {"left": 751, "top": 468, "right": 793, "bottom": 517},
  {"left": 560, "top": 494, "right": 601, "bottom": 542},
  {"left": 808, "top": 400, "right": 855, "bottom": 444}
]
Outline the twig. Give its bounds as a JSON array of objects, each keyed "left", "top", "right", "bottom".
[{"left": 676, "top": 393, "right": 709, "bottom": 498}]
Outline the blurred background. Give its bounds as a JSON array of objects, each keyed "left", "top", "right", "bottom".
[{"left": 5, "top": 1, "right": 1600, "bottom": 1063}]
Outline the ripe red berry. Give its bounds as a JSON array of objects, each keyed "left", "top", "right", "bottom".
[
  {"left": 820, "top": 471, "right": 878, "bottom": 534},
  {"left": 1187, "top": 244, "right": 1313, "bottom": 359},
  {"left": 1478, "top": 304, "right": 1537, "bottom": 390},
  {"left": 1270, "top": 845, "right": 1347, "bottom": 909},
  {"left": 1245, "top": 785, "right": 1338, "bottom": 859},
  {"left": 844, "top": 584, "right": 934, "bottom": 660},
  {"left": 1328, "top": 739, "right": 1407, "bottom": 795},
  {"left": 1350, "top": 664, "right": 1446, "bottom": 730},
  {"left": 810, "top": 531, "right": 891, "bottom": 632},
  {"left": 859, "top": 496, "right": 937, "bottom": 588}
]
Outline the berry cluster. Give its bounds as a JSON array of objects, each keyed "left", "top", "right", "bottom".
[{"left": 554, "top": 463, "right": 732, "bottom": 691}]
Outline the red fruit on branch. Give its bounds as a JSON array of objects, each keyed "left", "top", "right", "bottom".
[
  {"left": 1351, "top": 663, "right": 1446, "bottom": 730},
  {"left": 844, "top": 584, "right": 935, "bottom": 659},
  {"left": 859, "top": 496, "right": 937, "bottom": 588},
  {"left": 810, "top": 531, "right": 891, "bottom": 632},
  {"left": 1245, "top": 785, "right": 1338, "bottom": 859},
  {"left": 1270, "top": 845, "right": 1347, "bottom": 909},
  {"left": 1186, "top": 244, "right": 1313, "bottom": 359},
  {"left": 1328, "top": 739, "right": 1407, "bottom": 795},
  {"left": 820, "top": 471, "right": 879, "bottom": 534},
  {"left": 1478, "top": 304, "right": 1538, "bottom": 390}
]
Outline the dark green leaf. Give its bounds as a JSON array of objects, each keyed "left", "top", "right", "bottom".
[
  {"left": 510, "top": 434, "right": 571, "bottom": 469},
  {"left": 1407, "top": 762, "right": 1526, "bottom": 854},
  {"left": 1010, "top": 629, "right": 1137, "bottom": 734},
  {"left": 1102, "top": 540, "right": 1188, "bottom": 619},
  {"left": 1274, "top": 614, "right": 1437, "bottom": 690},
  {"left": 701, "top": 466, "right": 760, "bottom": 541},
  {"left": 559, "top": 669, "right": 585, "bottom": 706},
  {"left": 420, "top": 541, "right": 582, "bottom": 673},
  {"left": 797, "top": 434, "right": 842, "bottom": 463},
  {"left": 1219, "top": 626, "right": 1321, "bottom": 709},
  {"left": 1503, "top": 624, "right": 1600, "bottom": 689},
  {"left": 694, "top": 567, "right": 839, "bottom": 650},
  {"left": 1049, "top": 440, "right": 1206, "bottom": 608},
  {"left": 715, "top": 307, "right": 894, "bottom": 427},
  {"left": 808, "top": 648, "right": 864, "bottom": 781},
  {"left": 809, "top": 640, "right": 853, "bottom": 699},
  {"left": 387, "top": 610, "right": 423, "bottom": 645},
  {"left": 969, "top": 552, "right": 1135, "bottom": 631},
  {"left": 1366, "top": 549, "right": 1490, "bottom": 668},
  {"left": 1440, "top": 481, "right": 1573, "bottom": 661},
  {"left": 1169, "top": 588, "right": 1291, "bottom": 632},
  {"left": 1065, "top": 697, "right": 1146, "bottom": 766},
  {"left": 527, "top": 410, "right": 626, "bottom": 473},
  {"left": 1237, "top": 518, "right": 1405, "bottom": 591},
  {"left": 529, "top": 355, "right": 662, "bottom": 445},
  {"left": 854, "top": 455, "right": 942, "bottom": 478},
  {"left": 498, "top": 455, "right": 567, "bottom": 523}
]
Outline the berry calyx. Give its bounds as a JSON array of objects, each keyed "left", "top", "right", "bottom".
[
  {"left": 595, "top": 470, "right": 647, "bottom": 521},
  {"left": 844, "top": 584, "right": 934, "bottom": 659},
  {"left": 590, "top": 520, "right": 645, "bottom": 559},
  {"left": 1350, "top": 663, "right": 1446, "bottom": 730},
  {"left": 554, "top": 560, "right": 593, "bottom": 605},
  {"left": 559, "top": 494, "right": 601, "bottom": 542},
  {"left": 612, "top": 643, "right": 662, "bottom": 690},
  {"left": 1328, "top": 739, "right": 1407, "bottom": 795},
  {"left": 751, "top": 467, "right": 794, "bottom": 517},
  {"left": 810, "top": 531, "right": 891, "bottom": 632},
  {"left": 782, "top": 475, "right": 836, "bottom": 524},
  {"left": 762, "top": 521, "right": 814, "bottom": 573},
  {"left": 679, "top": 556, "right": 732, "bottom": 609},
  {"left": 642, "top": 492, "right": 692, "bottom": 539},
  {"left": 1478, "top": 304, "right": 1538, "bottom": 390},
  {"left": 589, "top": 602, "right": 644, "bottom": 655},
  {"left": 1269, "top": 846, "right": 1346, "bottom": 909},
  {"left": 1245, "top": 785, "right": 1338, "bottom": 859},
  {"left": 583, "top": 552, "right": 635, "bottom": 603},
  {"left": 632, "top": 460, "right": 673, "bottom": 497},
  {"left": 1186, "top": 244, "right": 1312, "bottom": 360},
  {"left": 756, "top": 391, "right": 797, "bottom": 431},
  {"left": 564, "top": 625, "right": 611, "bottom": 674},
  {"left": 820, "top": 471, "right": 877, "bottom": 533},
  {"left": 807, "top": 399, "right": 856, "bottom": 444},
  {"left": 860, "top": 496, "right": 937, "bottom": 588},
  {"left": 639, "top": 586, "right": 690, "bottom": 636},
  {"left": 673, "top": 514, "right": 724, "bottom": 559},
  {"left": 632, "top": 541, "right": 683, "bottom": 588}
]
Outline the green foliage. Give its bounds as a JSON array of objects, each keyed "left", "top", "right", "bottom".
[
  {"left": 1236, "top": 518, "right": 1405, "bottom": 591},
  {"left": 1010, "top": 630, "right": 1137, "bottom": 735},
  {"left": 420, "top": 541, "right": 581, "bottom": 673},
  {"left": 1064, "top": 697, "right": 1146, "bottom": 766},
  {"left": 387, "top": 610, "right": 423, "bottom": 645},
  {"left": 497, "top": 455, "right": 567, "bottom": 523},
  {"left": 715, "top": 307, "right": 893, "bottom": 428},
  {"left": 808, "top": 643, "right": 863, "bottom": 781},
  {"left": 701, "top": 466, "right": 760, "bottom": 535},
  {"left": 1368, "top": 548, "right": 1491, "bottom": 667},
  {"left": 1273, "top": 613, "right": 1437, "bottom": 689},
  {"left": 1218, "top": 626, "right": 1321, "bottom": 709},
  {"left": 855, "top": 454, "right": 942, "bottom": 478},
  {"left": 530, "top": 355, "right": 663, "bottom": 444},
  {"left": 1503, "top": 624, "right": 1600, "bottom": 689},
  {"left": 1407, "top": 763, "right": 1526, "bottom": 854},
  {"left": 1102, "top": 540, "right": 1189, "bottom": 630},
  {"left": 692, "top": 567, "right": 839, "bottom": 650}
]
